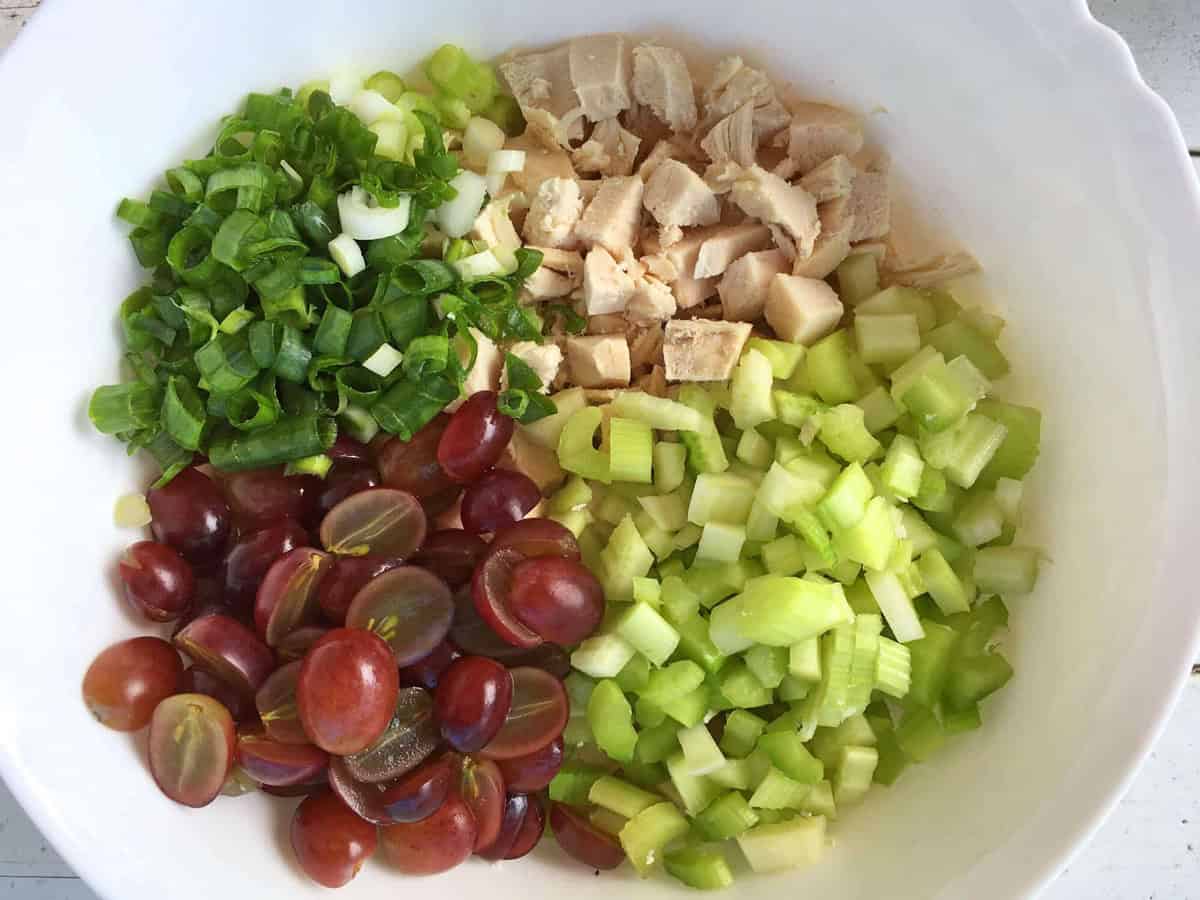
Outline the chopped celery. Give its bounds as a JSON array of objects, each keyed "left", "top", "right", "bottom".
[
  {"left": 906, "top": 621, "right": 960, "bottom": 707},
  {"left": 678, "top": 384, "right": 730, "bottom": 473},
  {"left": 589, "top": 775, "right": 660, "bottom": 819},
  {"left": 880, "top": 434, "right": 925, "bottom": 500},
  {"left": 944, "top": 703, "right": 983, "bottom": 734},
  {"left": 894, "top": 707, "right": 945, "bottom": 762},
  {"left": 616, "top": 652, "right": 652, "bottom": 693},
  {"left": 609, "top": 417, "right": 654, "bottom": 483},
  {"left": 817, "top": 462, "right": 875, "bottom": 530},
  {"left": 744, "top": 645, "right": 789, "bottom": 690},
  {"left": 697, "top": 522, "right": 747, "bottom": 562},
  {"left": 688, "top": 472, "right": 756, "bottom": 525},
  {"left": 833, "top": 745, "right": 879, "bottom": 806},
  {"left": 994, "top": 476, "right": 1024, "bottom": 523},
  {"left": 684, "top": 559, "right": 759, "bottom": 609},
  {"left": 835, "top": 496, "right": 898, "bottom": 571},
  {"left": 548, "top": 475, "right": 593, "bottom": 514},
  {"left": 845, "top": 578, "right": 880, "bottom": 615},
  {"left": 856, "top": 285, "right": 937, "bottom": 331},
  {"left": 855, "top": 313, "right": 921, "bottom": 365},
  {"left": 638, "top": 492, "right": 689, "bottom": 532},
  {"left": 757, "top": 731, "right": 824, "bottom": 785},
  {"left": 571, "top": 633, "right": 636, "bottom": 678},
  {"left": 600, "top": 515, "right": 655, "bottom": 601},
  {"left": 762, "top": 534, "right": 807, "bottom": 576},
  {"left": 588, "top": 807, "right": 628, "bottom": 837},
  {"left": 674, "top": 614, "right": 727, "bottom": 674},
  {"left": 899, "top": 506, "right": 939, "bottom": 554},
  {"left": 709, "top": 597, "right": 755, "bottom": 655},
  {"left": 953, "top": 490, "right": 1005, "bottom": 547},
  {"left": 943, "top": 414, "right": 1009, "bottom": 488},
  {"left": 757, "top": 462, "right": 826, "bottom": 518},
  {"left": 868, "top": 714, "right": 910, "bottom": 785},
  {"left": 901, "top": 362, "right": 975, "bottom": 433},
  {"left": 666, "top": 752, "right": 723, "bottom": 815},
  {"left": 947, "top": 596, "right": 1009, "bottom": 656},
  {"left": 815, "top": 624, "right": 856, "bottom": 726},
  {"left": 719, "top": 659, "right": 774, "bottom": 708},
  {"left": 737, "top": 577, "right": 854, "bottom": 646},
  {"left": 918, "top": 547, "right": 972, "bottom": 614},
  {"left": 549, "top": 763, "right": 607, "bottom": 806},
  {"left": 973, "top": 545, "right": 1040, "bottom": 594},
  {"left": 817, "top": 404, "right": 882, "bottom": 463},
  {"left": 914, "top": 465, "right": 953, "bottom": 512},
  {"left": 806, "top": 330, "right": 859, "bottom": 404},
  {"left": 749, "top": 767, "right": 811, "bottom": 809},
  {"left": 721, "top": 710, "right": 767, "bottom": 758},
  {"left": 611, "top": 390, "right": 709, "bottom": 432},
  {"left": 658, "top": 574, "right": 699, "bottom": 623},
  {"left": 637, "top": 721, "right": 681, "bottom": 764},
  {"left": 809, "top": 713, "right": 878, "bottom": 769},
  {"left": 642, "top": 661, "right": 706, "bottom": 706},
  {"left": 632, "top": 576, "right": 663, "bottom": 609},
  {"left": 975, "top": 399, "right": 1042, "bottom": 485},
  {"left": 889, "top": 345, "right": 945, "bottom": 402},
  {"left": 636, "top": 696, "right": 667, "bottom": 728},
  {"left": 844, "top": 614, "right": 883, "bottom": 714},
  {"left": 588, "top": 680, "right": 638, "bottom": 762},
  {"left": 945, "top": 652, "right": 1013, "bottom": 711},
  {"left": 865, "top": 569, "right": 924, "bottom": 642},
  {"left": 781, "top": 506, "right": 836, "bottom": 567},
  {"left": 747, "top": 336, "right": 806, "bottom": 378},
  {"left": 615, "top": 602, "right": 681, "bottom": 666},
  {"left": 679, "top": 723, "right": 728, "bottom": 776},
  {"left": 799, "top": 780, "right": 837, "bottom": 818},
  {"left": 654, "top": 442, "right": 689, "bottom": 493},
  {"left": 620, "top": 802, "right": 692, "bottom": 877},
  {"left": 664, "top": 844, "right": 735, "bottom": 890},
  {"left": 736, "top": 428, "right": 775, "bottom": 469},
  {"left": 777, "top": 675, "right": 811, "bottom": 702},
  {"left": 745, "top": 495, "right": 781, "bottom": 542},
  {"left": 789, "top": 637, "right": 823, "bottom": 683},
  {"left": 836, "top": 253, "right": 880, "bottom": 305},
  {"left": 696, "top": 791, "right": 760, "bottom": 840},
  {"left": 731, "top": 349, "right": 777, "bottom": 430},
  {"left": 926, "top": 318, "right": 1010, "bottom": 379},
  {"left": 664, "top": 685, "right": 710, "bottom": 728},
  {"left": 772, "top": 389, "right": 823, "bottom": 429},
  {"left": 524, "top": 387, "right": 586, "bottom": 449},
  {"left": 557, "top": 406, "right": 612, "bottom": 483},
  {"left": 736, "top": 816, "right": 827, "bottom": 873},
  {"left": 858, "top": 385, "right": 903, "bottom": 433}
]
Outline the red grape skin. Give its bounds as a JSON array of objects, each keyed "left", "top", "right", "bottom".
[
  {"left": 147, "top": 693, "right": 236, "bottom": 808},
  {"left": 459, "top": 469, "right": 541, "bottom": 535},
  {"left": 504, "top": 795, "right": 545, "bottom": 860},
  {"left": 434, "top": 657, "right": 513, "bottom": 753},
  {"left": 398, "top": 640, "right": 461, "bottom": 691},
  {"left": 471, "top": 545, "right": 542, "bottom": 649},
  {"left": 148, "top": 468, "right": 231, "bottom": 566},
  {"left": 490, "top": 518, "right": 581, "bottom": 561},
  {"left": 255, "top": 660, "right": 306, "bottom": 743},
  {"left": 317, "top": 556, "right": 399, "bottom": 625},
  {"left": 460, "top": 755, "right": 505, "bottom": 851},
  {"left": 236, "top": 730, "right": 329, "bottom": 787},
  {"left": 319, "top": 488, "right": 427, "bottom": 560},
  {"left": 412, "top": 529, "right": 487, "bottom": 588},
  {"left": 379, "top": 792, "right": 477, "bottom": 875},
  {"left": 437, "top": 392, "right": 514, "bottom": 484},
  {"left": 508, "top": 556, "right": 605, "bottom": 645},
  {"left": 298, "top": 628, "right": 399, "bottom": 755},
  {"left": 549, "top": 802, "right": 626, "bottom": 870},
  {"left": 274, "top": 626, "right": 331, "bottom": 662},
  {"left": 222, "top": 520, "right": 308, "bottom": 611},
  {"left": 291, "top": 789, "right": 378, "bottom": 888},
  {"left": 305, "top": 461, "right": 381, "bottom": 530},
  {"left": 221, "top": 468, "right": 309, "bottom": 528},
  {"left": 480, "top": 667, "right": 569, "bottom": 760},
  {"left": 253, "top": 547, "right": 333, "bottom": 646},
  {"left": 379, "top": 753, "right": 456, "bottom": 823},
  {"left": 82, "top": 637, "right": 183, "bottom": 731},
  {"left": 376, "top": 413, "right": 455, "bottom": 501},
  {"left": 345, "top": 566, "right": 454, "bottom": 667},
  {"left": 118, "top": 541, "right": 195, "bottom": 623},
  {"left": 180, "top": 666, "right": 256, "bottom": 725},
  {"left": 174, "top": 613, "right": 276, "bottom": 695},
  {"left": 497, "top": 737, "right": 564, "bottom": 792},
  {"left": 475, "top": 793, "right": 530, "bottom": 861}
]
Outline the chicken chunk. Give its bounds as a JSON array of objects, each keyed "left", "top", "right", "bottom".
[
  {"left": 523, "top": 177, "right": 583, "bottom": 249},
  {"left": 521, "top": 266, "right": 576, "bottom": 300},
  {"left": 637, "top": 139, "right": 678, "bottom": 182},
  {"left": 632, "top": 44, "right": 698, "bottom": 133},
  {"left": 566, "top": 334, "right": 631, "bottom": 387},
  {"left": 572, "top": 118, "right": 641, "bottom": 177},
  {"left": 718, "top": 248, "right": 790, "bottom": 322},
  {"left": 703, "top": 160, "right": 745, "bottom": 195},
  {"left": 626, "top": 275, "right": 677, "bottom": 323},
  {"left": 792, "top": 196, "right": 855, "bottom": 279},
  {"left": 765, "top": 274, "right": 844, "bottom": 345},
  {"left": 643, "top": 160, "right": 720, "bottom": 230},
  {"left": 846, "top": 170, "right": 890, "bottom": 242},
  {"left": 506, "top": 132, "right": 578, "bottom": 194},
  {"left": 658, "top": 227, "right": 720, "bottom": 309},
  {"left": 700, "top": 101, "right": 756, "bottom": 167},
  {"left": 450, "top": 327, "right": 503, "bottom": 410},
  {"left": 662, "top": 319, "right": 753, "bottom": 381},
  {"left": 471, "top": 201, "right": 521, "bottom": 252},
  {"left": 693, "top": 222, "right": 773, "bottom": 278},
  {"left": 627, "top": 322, "right": 665, "bottom": 370},
  {"left": 499, "top": 426, "right": 566, "bottom": 492},
  {"left": 569, "top": 34, "right": 633, "bottom": 122},
  {"left": 701, "top": 56, "right": 791, "bottom": 141},
  {"left": 583, "top": 246, "right": 636, "bottom": 315},
  {"left": 500, "top": 47, "right": 585, "bottom": 148},
  {"left": 729, "top": 166, "right": 821, "bottom": 258},
  {"left": 641, "top": 252, "right": 680, "bottom": 282},
  {"left": 799, "top": 154, "right": 856, "bottom": 203},
  {"left": 786, "top": 102, "right": 864, "bottom": 174},
  {"left": 574, "top": 175, "right": 645, "bottom": 256},
  {"left": 504, "top": 340, "right": 563, "bottom": 390},
  {"left": 636, "top": 364, "right": 669, "bottom": 397},
  {"left": 884, "top": 250, "right": 981, "bottom": 288}
]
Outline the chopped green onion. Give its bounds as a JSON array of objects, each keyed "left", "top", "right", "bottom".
[
  {"left": 208, "top": 415, "right": 335, "bottom": 471},
  {"left": 89, "top": 382, "right": 159, "bottom": 435}
]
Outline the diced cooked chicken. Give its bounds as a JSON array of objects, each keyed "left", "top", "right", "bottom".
[
  {"left": 693, "top": 222, "right": 773, "bottom": 278},
  {"left": 792, "top": 196, "right": 855, "bottom": 279},
  {"left": 701, "top": 56, "right": 791, "bottom": 142},
  {"left": 627, "top": 322, "right": 664, "bottom": 371},
  {"left": 799, "top": 154, "right": 856, "bottom": 203},
  {"left": 643, "top": 160, "right": 720, "bottom": 231},
  {"left": 662, "top": 319, "right": 753, "bottom": 381},
  {"left": 499, "top": 426, "right": 566, "bottom": 492},
  {"left": 717, "top": 248, "right": 790, "bottom": 321},
  {"left": 523, "top": 177, "right": 583, "bottom": 249},
  {"left": 846, "top": 170, "right": 890, "bottom": 242},
  {"left": 659, "top": 227, "right": 722, "bottom": 309},
  {"left": 767, "top": 224, "right": 796, "bottom": 262},
  {"left": 729, "top": 166, "right": 821, "bottom": 257},
  {"left": 637, "top": 139, "right": 677, "bottom": 182},
  {"left": 700, "top": 101, "right": 756, "bottom": 167},
  {"left": 772, "top": 156, "right": 800, "bottom": 181},
  {"left": 641, "top": 252, "right": 679, "bottom": 282},
  {"left": 506, "top": 133, "right": 578, "bottom": 194},
  {"left": 632, "top": 44, "right": 698, "bottom": 132},
  {"left": 568, "top": 34, "right": 633, "bottom": 122},
  {"left": 703, "top": 160, "right": 745, "bottom": 195},
  {"left": 566, "top": 334, "right": 631, "bottom": 387},
  {"left": 503, "top": 340, "right": 563, "bottom": 391},
  {"left": 884, "top": 250, "right": 981, "bottom": 288},
  {"left": 572, "top": 118, "right": 641, "bottom": 177},
  {"left": 786, "top": 102, "right": 864, "bottom": 174},
  {"left": 673, "top": 275, "right": 719, "bottom": 309},
  {"left": 583, "top": 246, "right": 636, "bottom": 315},
  {"left": 500, "top": 47, "right": 585, "bottom": 149},
  {"left": 522, "top": 266, "right": 576, "bottom": 300},
  {"left": 765, "top": 274, "right": 844, "bottom": 345},
  {"left": 535, "top": 247, "right": 586, "bottom": 279},
  {"left": 636, "top": 364, "right": 669, "bottom": 397},
  {"left": 574, "top": 175, "right": 644, "bottom": 256},
  {"left": 449, "top": 327, "right": 502, "bottom": 410},
  {"left": 626, "top": 276, "right": 677, "bottom": 323},
  {"left": 587, "top": 313, "right": 626, "bottom": 334}
]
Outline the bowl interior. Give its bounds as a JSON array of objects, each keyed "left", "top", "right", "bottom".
[{"left": 0, "top": 1, "right": 1194, "bottom": 899}]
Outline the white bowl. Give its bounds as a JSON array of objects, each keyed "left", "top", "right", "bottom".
[{"left": 1, "top": 0, "right": 1198, "bottom": 897}]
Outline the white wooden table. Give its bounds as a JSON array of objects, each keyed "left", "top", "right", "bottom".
[{"left": 1, "top": 2, "right": 1198, "bottom": 897}]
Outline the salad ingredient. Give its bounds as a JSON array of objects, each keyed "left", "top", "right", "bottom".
[
  {"left": 174, "top": 613, "right": 276, "bottom": 694},
  {"left": 291, "top": 790, "right": 378, "bottom": 888},
  {"left": 147, "top": 694, "right": 236, "bottom": 807},
  {"left": 434, "top": 656, "right": 513, "bottom": 752},
  {"left": 119, "top": 541, "right": 195, "bottom": 622},
  {"left": 297, "top": 628, "right": 399, "bottom": 755},
  {"left": 460, "top": 755, "right": 507, "bottom": 849},
  {"left": 341, "top": 688, "right": 439, "bottom": 783},
  {"left": 147, "top": 469, "right": 231, "bottom": 565},
  {"left": 82, "top": 637, "right": 183, "bottom": 731},
  {"left": 254, "top": 547, "right": 333, "bottom": 645},
  {"left": 480, "top": 666, "right": 569, "bottom": 759},
  {"left": 344, "top": 566, "right": 453, "bottom": 666},
  {"left": 255, "top": 660, "right": 307, "bottom": 744},
  {"left": 438, "top": 391, "right": 514, "bottom": 483},
  {"left": 379, "top": 792, "right": 477, "bottom": 874},
  {"left": 318, "top": 488, "right": 427, "bottom": 559}
]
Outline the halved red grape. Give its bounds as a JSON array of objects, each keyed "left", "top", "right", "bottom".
[
  {"left": 306, "top": 461, "right": 381, "bottom": 530},
  {"left": 451, "top": 587, "right": 532, "bottom": 659},
  {"left": 508, "top": 556, "right": 604, "bottom": 645},
  {"left": 549, "top": 803, "right": 625, "bottom": 870},
  {"left": 328, "top": 435, "right": 370, "bottom": 463},
  {"left": 275, "top": 625, "right": 331, "bottom": 662},
  {"left": 480, "top": 667, "right": 569, "bottom": 760},
  {"left": 345, "top": 566, "right": 453, "bottom": 666},
  {"left": 221, "top": 766, "right": 260, "bottom": 797},
  {"left": 298, "top": 628, "right": 399, "bottom": 755},
  {"left": 379, "top": 753, "right": 457, "bottom": 823},
  {"left": 497, "top": 737, "right": 564, "bottom": 792},
  {"left": 82, "top": 637, "right": 183, "bottom": 732},
  {"left": 223, "top": 521, "right": 308, "bottom": 610},
  {"left": 475, "top": 793, "right": 530, "bottom": 861},
  {"left": 490, "top": 518, "right": 581, "bottom": 561},
  {"left": 424, "top": 486, "right": 464, "bottom": 523},
  {"left": 237, "top": 730, "right": 329, "bottom": 786},
  {"left": 435, "top": 657, "right": 513, "bottom": 753},
  {"left": 148, "top": 468, "right": 231, "bottom": 566},
  {"left": 377, "top": 414, "right": 455, "bottom": 501},
  {"left": 262, "top": 774, "right": 329, "bottom": 798},
  {"left": 460, "top": 470, "right": 541, "bottom": 535},
  {"left": 317, "top": 556, "right": 400, "bottom": 625},
  {"left": 291, "top": 789, "right": 377, "bottom": 888},
  {"left": 438, "top": 392, "right": 514, "bottom": 484},
  {"left": 412, "top": 529, "right": 487, "bottom": 588},
  {"left": 328, "top": 757, "right": 394, "bottom": 825},
  {"left": 255, "top": 660, "right": 306, "bottom": 744},
  {"left": 254, "top": 547, "right": 333, "bottom": 646},
  {"left": 148, "top": 693, "right": 235, "bottom": 807},
  {"left": 119, "top": 541, "right": 195, "bottom": 623},
  {"left": 379, "top": 792, "right": 477, "bottom": 875},
  {"left": 398, "top": 640, "right": 461, "bottom": 691},
  {"left": 174, "top": 614, "right": 275, "bottom": 694},
  {"left": 460, "top": 755, "right": 506, "bottom": 851},
  {"left": 505, "top": 795, "right": 545, "bottom": 860},
  {"left": 341, "top": 688, "right": 439, "bottom": 784},
  {"left": 180, "top": 666, "right": 255, "bottom": 724},
  {"left": 320, "top": 488, "right": 427, "bottom": 560},
  {"left": 222, "top": 468, "right": 309, "bottom": 527},
  {"left": 504, "top": 643, "right": 572, "bottom": 679},
  {"left": 472, "top": 545, "right": 542, "bottom": 649}
]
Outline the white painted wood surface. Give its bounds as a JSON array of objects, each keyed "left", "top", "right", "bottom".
[{"left": 0, "top": 2, "right": 1197, "bottom": 897}]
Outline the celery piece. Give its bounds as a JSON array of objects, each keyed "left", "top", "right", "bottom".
[
  {"left": 641, "top": 525, "right": 677, "bottom": 561},
  {"left": 777, "top": 675, "right": 811, "bottom": 702},
  {"left": 632, "top": 576, "right": 663, "bottom": 610},
  {"left": 833, "top": 745, "right": 879, "bottom": 806},
  {"left": 684, "top": 560, "right": 757, "bottom": 609},
  {"left": 600, "top": 515, "right": 655, "bottom": 602},
  {"left": 782, "top": 506, "right": 837, "bottom": 567},
  {"left": 973, "top": 545, "right": 1040, "bottom": 594},
  {"left": 636, "top": 720, "right": 681, "bottom": 765},
  {"left": 731, "top": 349, "right": 777, "bottom": 430},
  {"left": 817, "top": 404, "right": 882, "bottom": 463},
  {"left": 865, "top": 568, "right": 924, "bottom": 642},
  {"left": 975, "top": 399, "right": 1041, "bottom": 485},
  {"left": 654, "top": 442, "right": 689, "bottom": 493},
  {"left": 836, "top": 496, "right": 898, "bottom": 572},
  {"left": 894, "top": 707, "right": 945, "bottom": 762},
  {"left": 696, "top": 791, "right": 760, "bottom": 841},
  {"left": 666, "top": 752, "right": 722, "bottom": 815},
  {"left": 900, "top": 506, "right": 939, "bottom": 555},
  {"left": 806, "top": 330, "right": 859, "bottom": 404},
  {"left": 880, "top": 434, "right": 925, "bottom": 501},
  {"left": 596, "top": 491, "right": 638, "bottom": 526},
  {"left": 745, "top": 495, "right": 780, "bottom": 543},
  {"left": 561, "top": 715, "right": 591, "bottom": 748},
  {"left": 788, "top": 637, "right": 823, "bottom": 683},
  {"left": 747, "top": 336, "right": 806, "bottom": 378},
  {"left": 875, "top": 636, "right": 912, "bottom": 698},
  {"left": 609, "top": 417, "right": 654, "bottom": 484},
  {"left": 907, "top": 621, "right": 960, "bottom": 707},
  {"left": 858, "top": 385, "right": 902, "bottom": 434},
  {"left": 548, "top": 475, "right": 593, "bottom": 514},
  {"left": 946, "top": 354, "right": 991, "bottom": 405},
  {"left": 673, "top": 614, "right": 727, "bottom": 675},
  {"left": 720, "top": 710, "right": 768, "bottom": 758},
  {"left": 636, "top": 696, "right": 667, "bottom": 728},
  {"left": 744, "top": 645, "right": 789, "bottom": 690},
  {"left": 587, "top": 680, "right": 638, "bottom": 762},
  {"left": 913, "top": 464, "right": 953, "bottom": 513},
  {"left": 557, "top": 406, "right": 612, "bottom": 483},
  {"left": 815, "top": 624, "right": 856, "bottom": 727},
  {"left": 664, "top": 685, "right": 709, "bottom": 728},
  {"left": 923, "top": 287, "right": 963, "bottom": 327},
  {"left": 845, "top": 578, "right": 880, "bottom": 615},
  {"left": 856, "top": 285, "right": 937, "bottom": 331},
  {"left": 549, "top": 763, "right": 608, "bottom": 806},
  {"left": 818, "top": 462, "right": 876, "bottom": 531},
  {"left": 926, "top": 318, "right": 1010, "bottom": 379},
  {"left": 736, "top": 428, "right": 774, "bottom": 469},
  {"left": 551, "top": 506, "right": 594, "bottom": 539},
  {"left": 620, "top": 802, "right": 692, "bottom": 877},
  {"left": 615, "top": 602, "right": 681, "bottom": 666},
  {"left": 737, "top": 576, "right": 854, "bottom": 646},
  {"left": 944, "top": 414, "right": 1009, "bottom": 489},
  {"left": 757, "top": 732, "right": 824, "bottom": 785},
  {"left": 748, "top": 766, "right": 811, "bottom": 810},
  {"left": 588, "top": 807, "right": 627, "bottom": 837},
  {"left": 616, "top": 653, "right": 652, "bottom": 694},
  {"left": 809, "top": 713, "right": 878, "bottom": 769},
  {"left": 845, "top": 614, "right": 883, "bottom": 714},
  {"left": 664, "top": 844, "right": 735, "bottom": 891},
  {"left": 677, "top": 384, "right": 730, "bottom": 474},
  {"left": 958, "top": 305, "right": 1006, "bottom": 339},
  {"left": 709, "top": 597, "right": 755, "bottom": 655},
  {"left": 836, "top": 253, "right": 880, "bottom": 305},
  {"left": 868, "top": 715, "right": 911, "bottom": 785},
  {"left": 697, "top": 521, "right": 747, "bottom": 563},
  {"left": 889, "top": 345, "right": 945, "bottom": 402},
  {"left": 589, "top": 775, "right": 660, "bottom": 819},
  {"left": 757, "top": 462, "right": 826, "bottom": 520},
  {"left": 772, "top": 389, "right": 823, "bottom": 429},
  {"left": 953, "top": 490, "right": 1005, "bottom": 547},
  {"left": 719, "top": 659, "right": 774, "bottom": 708},
  {"left": 993, "top": 476, "right": 1024, "bottom": 524},
  {"left": 855, "top": 313, "right": 921, "bottom": 365},
  {"left": 638, "top": 493, "right": 689, "bottom": 532},
  {"left": 673, "top": 523, "right": 704, "bottom": 551},
  {"left": 774, "top": 435, "right": 807, "bottom": 465},
  {"left": 944, "top": 703, "right": 983, "bottom": 734},
  {"left": 749, "top": 808, "right": 793, "bottom": 825},
  {"left": 947, "top": 596, "right": 1009, "bottom": 655},
  {"left": 660, "top": 575, "right": 701, "bottom": 624},
  {"left": 799, "top": 780, "right": 837, "bottom": 819},
  {"left": 688, "top": 472, "right": 756, "bottom": 525},
  {"left": 679, "top": 723, "right": 728, "bottom": 776},
  {"left": 945, "top": 652, "right": 1014, "bottom": 711},
  {"left": 571, "top": 633, "right": 636, "bottom": 678},
  {"left": 658, "top": 556, "right": 687, "bottom": 580},
  {"left": 611, "top": 390, "right": 708, "bottom": 432},
  {"left": 524, "top": 387, "right": 586, "bottom": 449},
  {"left": 762, "top": 534, "right": 807, "bottom": 576},
  {"left": 917, "top": 548, "right": 972, "bottom": 614},
  {"left": 641, "top": 660, "right": 705, "bottom": 706},
  {"left": 901, "top": 363, "right": 974, "bottom": 433},
  {"left": 565, "top": 671, "right": 596, "bottom": 713}
]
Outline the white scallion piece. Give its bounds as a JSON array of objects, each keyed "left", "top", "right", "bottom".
[
  {"left": 349, "top": 89, "right": 402, "bottom": 125},
  {"left": 336, "top": 186, "right": 411, "bottom": 240},
  {"left": 452, "top": 249, "right": 504, "bottom": 280},
  {"left": 113, "top": 493, "right": 152, "bottom": 528},
  {"left": 328, "top": 233, "right": 366, "bottom": 278},
  {"left": 463, "top": 116, "right": 506, "bottom": 168},
  {"left": 328, "top": 72, "right": 363, "bottom": 106},
  {"left": 435, "top": 170, "right": 488, "bottom": 238},
  {"left": 363, "top": 343, "right": 404, "bottom": 377}
]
